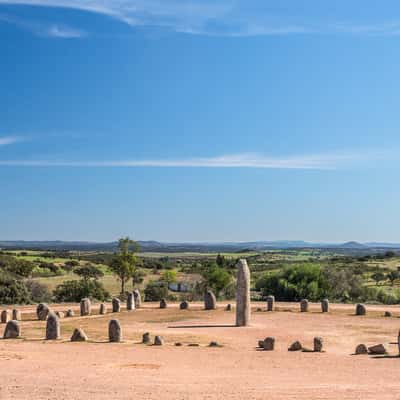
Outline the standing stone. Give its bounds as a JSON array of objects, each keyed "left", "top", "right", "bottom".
[
  {"left": 46, "top": 312, "right": 60, "bottom": 340},
  {"left": 126, "top": 292, "right": 135, "bottom": 311},
  {"left": 236, "top": 259, "right": 251, "bottom": 327},
  {"left": 262, "top": 337, "right": 275, "bottom": 351},
  {"left": 80, "top": 298, "right": 91, "bottom": 316},
  {"left": 1, "top": 310, "right": 11, "bottom": 324},
  {"left": 204, "top": 290, "right": 217, "bottom": 310},
  {"left": 36, "top": 303, "right": 50, "bottom": 321},
  {"left": 70, "top": 328, "right": 88, "bottom": 342},
  {"left": 321, "top": 299, "right": 329, "bottom": 313},
  {"left": 12, "top": 309, "right": 21, "bottom": 321},
  {"left": 108, "top": 319, "right": 122, "bottom": 342},
  {"left": 288, "top": 341, "right": 303, "bottom": 351},
  {"left": 356, "top": 303, "right": 366, "bottom": 316},
  {"left": 3, "top": 320, "right": 20, "bottom": 339},
  {"left": 225, "top": 304, "right": 232, "bottom": 311},
  {"left": 368, "top": 344, "right": 386, "bottom": 354},
  {"left": 99, "top": 303, "right": 107, "bottom": 315},
  {"left": 133, "top": 289, "right": 142, "bottom": 308},
  {"left": 142, "top": 332, "right": 151, "bottom": 344},
  {"left": 300, "top": 299, "right": 309, "bottom": 312},
  {"left": 180, "top": 301, "right": 189, "bottom": 310},
  {"left": 266, "top": 295, "right": 275, "bottom": 312},
  {"left": 160, "top": 299, "right": 167, "bottom": 309},
  {"left": 314, "top": 337, "right": 323, "bottom": 352},
  {"left": 112, "top": 298, "right": 121, "bottom": 313},
  {"left": 154, "top": 335, "right": 164, "bottom": 346},
  {"left": 355, "top": 344, "right": 368, "bottom": 355},
  {"left": 66, "top": 309, "right": 75, "bottom": 317}
]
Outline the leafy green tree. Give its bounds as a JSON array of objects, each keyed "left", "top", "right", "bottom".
[
  {"left": 201, "top": 262, "right": 232, "bottom": 296},
  {"left": 144, "top": 280, "right": 168, "bottom": 301},
  {"left": 109, "top": 237, "right": 141, "bottom": 294},
  {"left": 74, "top": 265, "right": 104, "bottom": 281},
  {"left": 132, "top": 269, "right": 146, "bottom": 287},
  {"left": 161, "top": 269, "right": 177, "bottom": 287},
  {"left": 387, "top": 270, "right": 400, "bottom": 286},
  {"left": 53, "top": 280, "right": 109, "bottom": 302},
  {"left": 371, "top": 270, "right": 386, "bottom": 286}
]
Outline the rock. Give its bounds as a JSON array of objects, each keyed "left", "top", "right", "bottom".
[
  {"left": 175, "top": 342, "right": 183, "bottom": 346},
  {"left": 262, "top": 337, "right": 275, "bottom": 351},
  {"left": 204, "top": 290, "right": 217, "bottom": 310},
  {"left": 160, "top": 299, "right": 167, "bottom": 309},
  {"left": 126, "top": 292, "right": 135, "bottom": 311},
  {"left": 258, "top": 340, "right": 265, "bottom": 348},
  {"left": 55, "top": 311, "right": 64, "bottom": 319},
  {"left": 368, "top": 344, "right": 387, "bottom": 355},
  {"left": 321, "top": 299, "right": 329, "bottom": 313},
  {"left": 66, "top": 309, "right": 75, "bottom": 317},
  {"left": 266, "top": 295, "right": 275, "bottom": 312},
  {"left": 256, "top": 308, "right": 263, "bottom": 312},
  {"left": 288, "top": 341, "right": 302, "bottom": 351},
  {"left": 3, "top": 320, "right": 20, "bottom": 339},
  {"left": 109, "top": 319, "right": 122, "bottom": 342},
  {"left": 70, "top": 328, "right": 88, "bottom": 342},
  {"left": 300, "top": 299, "right": 309, "bottom": 312},
  {"left": 180, "top": 301, "right": 189, "bottom": 310},
  {"left": 80, "top": 298, "right": 91, "bottom": 316},
  {"left": 188, "top": 343, "right": 199, "bottom": 347},
  {"left": 355, "top": 344, "right": 368, "bottom": 355},
  {"left": 12, "top": 309, "right": 21, "bottom": 321},
  {"left": 36, "top": 303, "right": 50, "bottom": 321},
  {"left": 154, "top": 335, "right": 164, "bottom": 346},
  {"left": 99, "top": 303, "right": 107, "bottom": 315},
  {"left": 142, "top": 332, "right": 151, "bottom": 344},
  {"left": 384, "top": 311, "right": 392, "bottom": 317},
  {"left": 236, "top": 259, "right": 251, "bottom": 327},
  {"left": 133, "top": 289, "right": 142, "bottom": 308},
  {"left": 1, "top": 310, "right": 11, "bottom": 324},
  {"left": 356, "top": 303, "right": 366, "bottom": 316},
  {"left": 112, "top": 298, "right": 121, "bottom": 313},
  {"left": 46, "top": 312, "right": 60, "bottom": 340},
  {"left": 209, "top": 341, "right": 221, "bottom": 347},
  {"left": 314, "top": 337, "right": 323, "bottom": 352},
  {"left": 225, "top": 304, "right": 232, "bottom": 311}
]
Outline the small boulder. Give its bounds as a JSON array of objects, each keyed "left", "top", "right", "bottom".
[
  {"left": 288, "top": 341, "right": 302, "bottom": 351},
  {"left": 37, "top": 303, "right": 50, "bottom": 321},
  {"left": 109, "top": 319, "right": 122, "bottom": 342},
  {"left": 384, "top": 311, "right": 392, "bottom": 317},
  {"left": 70, "top": 328, "right": 88, "bottom": 342},
  {"left": 180, "top": 301, "right": 189, "bottom": 310},
  {"left": 355, "top": 344, "right": 368, "bottom": 355},
  {"left": 66, "top": 309, "right": 75, "bottom": 317},
  {"left": 154, "top": 335, "right": 164, "bottom": 346},
  {"left": 300, "top": 299, "right": 309, "bottom": 312},
  {"left": 142, "top": 332, "right": 151, "bottom": 344},
  {"left": 313, "top": 337, "right": 323, "bottom": 352},
  {"left": 321, "top": 299, "right": 329, "bottom": 313},
  {"left": 225, "top": 304, "right": 232, "bottom": 311},
  {"left": 368, "top": 344, "right": 387, "bottom": 355},
  {"left": 355, "top": 303, "right": 366, "bottom": 316},
  {"left": 209, "top": 341, "right": 221, "bottom": 347},
  {"left": 99, "top": 303, "right": 107, "bottom": 315},
  {"left": 160, "top": 299, "right": 167, "bottom": 309},
  {"left": 3, "top": 320, "right": 20, "bottom": 339},
  {"left": 258, "top": 340, "right": 265, "bottom": 348},
  {"left": 175, "top": 342, "right": 183, "bottom": 346},
  {"left": 262, "top": 337, "right": 275, "bottom": 351}
]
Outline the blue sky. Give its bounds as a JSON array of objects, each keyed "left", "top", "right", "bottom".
[{"left": 1, "top": 1, "right": 400, "bottom": 242}]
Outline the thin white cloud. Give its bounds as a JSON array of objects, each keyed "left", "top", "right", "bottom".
[
  {"left": 0, "top": 151, "right": 377, "bottom": 169},
  {"left": 45, "top": 24, "right": 85, "bottom": 38},
  {"left": 2, "top": 0, "right": 400, "bottom": 37},
  {"left": 0, "top": 136, "right": 22, "bottom": 146}
]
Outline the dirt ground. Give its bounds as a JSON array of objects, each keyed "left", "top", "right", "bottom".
[{"left": 1, "top": 301, "right": 400, "bottom": 400}]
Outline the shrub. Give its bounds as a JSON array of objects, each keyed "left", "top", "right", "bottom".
[
  {"left": 53, "top": 280, "right": 109, "bottom": 302},
  {"left": 25, "top": 279, "right": 52, "bottom": 303},
  {"left": 0, "top": 273, "right": 31, "bottom": 304},
  {"left": 144, "top": 281, "right": 168, "bottom": 301}
]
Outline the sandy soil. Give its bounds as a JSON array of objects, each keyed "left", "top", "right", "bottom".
[{"left": 1, "top": 301, "right": 400, "bottom": 400}]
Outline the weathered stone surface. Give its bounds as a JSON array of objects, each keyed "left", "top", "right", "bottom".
[
  {"left": 368, "top": 344, "right": 386, "bottom": 355},
  {"left": 204, "top": 290, "right": 217, "bottom": 310},
  {"left": 99, "top": 303, "right": 107, "bottom": 315},
  {"left": 66, "top": 309, "right": 75, "bottom": 317},
  {"left": 266, "top": 295, "right": 275, "bottom": 312},
  {"left": 288, "top": 341, "right": 302, "bottom": 351},
  {"left": 80, "top": 298, "right": 91, "bottom": 316},
  {"left": 46, "top": 312, "right": 60, "bottom": 340},
  {"left": 12, "top": 309, "right": 21, "bottom": 321},
  {"left": 236, "top": 259, "right": 251, "bottom": 327},
  {"left": 36, "top": 303, "right": 50, "bottom": 321},
  {"left": 1, "top": 310, "right": 10, "bottom": 324},
  {"left": 209, "top": 341, "right": 221, "bottom": 347},
  {"left": 71, "top": 328, "right": 88, "bottom": 342},
  {"left": 55, "top": 311, "right": 64, "bottom": 319},
  {"left": 3, "top": 320, "right": 20, "bottom": 339},
  {"left": 109, "top": 319, "right": 122, "bottom": 342},
  {"left": 314, "top": 337, "right": 323, "bottom": 352},
  {"left": 154, "top": 335, "right": 164, "bottom": 346},
  {"left": 160, "top": 299, "right": 167, "bottom": 309},
  {"left": 384, "top": 311, "right": 392, "bottom": 317},
  {"left": 180, "top": 301, "right": 189, "bottom": 310},
  {"left": 321, "top": 299, "right": 329, "bottom": 313},
  {"left": 355, "top": 344, "right": 368, "bottom": 355},
  {"left": 258, "top": 340, "right": 265, "bottom": 348},
  {"left": 142, "top": 332, "right": 151, "bottom": 344},
  {"left": 225, "top": 304, "right": 232, "bottom": 311},
  {"left": 356, "top": 303, "right": 366, "bottom": 316},
  {"left": 112, "top": 298, "right": 121, "bottom": 313},
  {"left": 262, "top": 337, "right": 275, "bottom": 351},
  {"left": 133, "top": 289, "right": 142, "bottom": 308},
  {"left": 126, "top": 292, "right": 135, "bottom": 311},
  {"left": 300, "top": 299, "right": 309, "bottom": 312}
]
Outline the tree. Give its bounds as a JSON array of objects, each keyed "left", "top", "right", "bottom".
[
  {"left": 109, "top": 237, "right": 141, "bottom": 294},
  {"left": 161, "top": 269, "right": 177, "bottom": 287},
  {"left": 387, "top": 270, "right": 400, "bottom": 286},
  {"left": 371, "top": 270, "right": 386, "bottom": 286},
  {"left": 74, "top": 265, "right": 104, "bottom": 281},
  {"left": 132, "top": 269, "right": 146, "bottom": 287},
  {"left": 200, "top": 262, "right": 232, "bottom": 296}
]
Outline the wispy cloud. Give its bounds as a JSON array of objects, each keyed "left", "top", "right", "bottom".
[
  {"left": 0, "top": 151, "right": 381, "bottom": 169},
  {"left": 2, "top": 0, "right": 400, "bottom": 37},
  {"left": 0, "top": 136, "right": 22, "bottom": 146}
]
